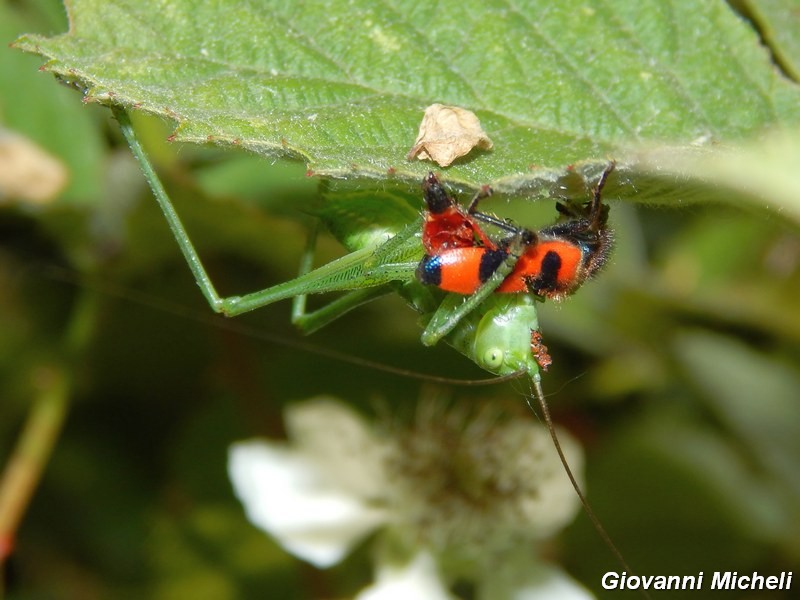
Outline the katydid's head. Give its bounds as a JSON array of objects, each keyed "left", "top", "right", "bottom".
[{"left": 446, "top": 294, "right": 545, "bottom": 378}]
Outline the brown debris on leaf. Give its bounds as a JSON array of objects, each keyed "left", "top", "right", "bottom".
[{"left": 407, "top": 104, "right": 493, "bottom": 167}]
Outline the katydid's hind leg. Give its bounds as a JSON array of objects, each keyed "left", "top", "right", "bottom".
[
  {"left": 290, "top": 222, "right": 321, "bottom": 325},
  {"left": 292, "top": 286, "right": 393, "bottom": 334},
  {"left": 119, "top": 107, "right": 415, "bottom": 321},
  {"left": 290, "top": 223, "right": 395, "bottom": 334},
  {"left": 116, "top": 108, "right": 226, "bottom": 313}
]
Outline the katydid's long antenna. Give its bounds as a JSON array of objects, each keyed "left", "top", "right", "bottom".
[
  {"left": 40, "top": 265, "right": 521, "bottom": 387},
  {"left": 527, "top": 375, "right": 653, "bottom": 600}
]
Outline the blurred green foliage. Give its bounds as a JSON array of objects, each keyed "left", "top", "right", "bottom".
[{"left": 2, "top": 1, "right": 800, "bottom": 599}]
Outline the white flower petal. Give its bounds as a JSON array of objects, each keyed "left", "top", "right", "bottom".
[
  {"left": 356, "top": 551, "right": 455, "bottom": 600},
  {"left": 228, "top": 440, "right": 388, "bottom": 568},
  {"left": 479, "top": 560, "right": 596, "bottom": 600},
  {"left": 286, "top": 397, "right": 390, "bottom": 498}
]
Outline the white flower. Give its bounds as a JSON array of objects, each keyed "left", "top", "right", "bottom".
[
  {"left": 229, "top": 397, "right": 594, "bottom": 599},
  {"left": 356, "top": 550, "right": 456, "bottom": 600},
  {"left": 229, "top": 398, "right": 390, "bottom": 567}
]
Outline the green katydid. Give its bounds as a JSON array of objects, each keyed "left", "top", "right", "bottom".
[
  {"left": 115, "top": 108, "right": 640, "bottom": 583},
  {"left": 115, "top": 108, "right": 547, "bottom": 385}
]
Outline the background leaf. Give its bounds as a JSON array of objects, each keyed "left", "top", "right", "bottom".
[{"left": 743, "top": 0, "right": 800, "bottom": 80}]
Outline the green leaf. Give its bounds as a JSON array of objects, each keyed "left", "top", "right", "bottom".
[
  {"left": 570, "top": 405, "right": 787, "bottom": 579},
  {"left": 630, "top": 128, "right": 800, "bottom": 225},
  {"left": 14, "top": 0, "right": 800, "bottom": 194},
  {"left": 674, "top": 330, "right": 800, "bottom": 501},
  {"left": 743, "top": 0, "right": 800, "bottom": 81}
]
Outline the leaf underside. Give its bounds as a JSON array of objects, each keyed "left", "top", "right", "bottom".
[{"left": 14, "top": 0, "right": 800, "bottom": 197}]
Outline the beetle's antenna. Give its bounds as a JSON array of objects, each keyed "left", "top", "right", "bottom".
[
  {"left": 590, "top": 161, "right": 616, "bottom": 231},
  {"left": 526, "top": 375, "right": 652, "bottom": 600}
]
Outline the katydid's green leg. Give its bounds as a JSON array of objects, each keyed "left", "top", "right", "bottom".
[
  {"left": 290, "top": 222, "right": 321, "bottom": 324},
  {"left": 420, "top": 234, "right": 527, "bottom": 346},
  {"left": 225, "top": 241, "right": 419, "bottom": 316},
  {"left": 115, "top": 108, "right": 225, "bottom": 313},
  {"left": 293, "top": 286, "right": 394, "bottom": 334},
  {"left": 117, "top": 107, "right": 422, "bottom": 317},
  {"left": 290, "top": 224, "right": 393, "bottom": 334}
]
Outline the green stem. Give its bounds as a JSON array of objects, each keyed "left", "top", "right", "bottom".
[
  {"left": 0, "top": 367, "right": 68, "bottom": 564},
  {"left": 0, "top": 289, "right": 99, "bottom": 582}
]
